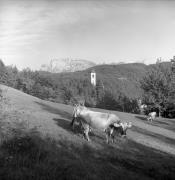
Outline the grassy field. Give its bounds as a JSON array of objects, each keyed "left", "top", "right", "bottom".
[{"left": 0, "top": 84, "right": 175, "bottom": 180}]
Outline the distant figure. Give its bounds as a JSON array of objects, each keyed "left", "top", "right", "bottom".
[
  {"left": 140, "top": 104, "right": 147, "bottom": 109},
  {"left": 147, "top": 112, "right": 156, "bottom": 122}
]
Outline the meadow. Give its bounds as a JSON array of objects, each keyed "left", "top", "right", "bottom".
[{"left": 0, "top": 84, "right": 175, "bottom": 180}]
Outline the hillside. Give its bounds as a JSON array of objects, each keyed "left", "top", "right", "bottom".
[
  {"left": 43, "top": 63, "right": 147, "bottom": 101},
  {"left": 0, "top": 84, "right": 175, "bottom": 179},
  {"left": 3, "top": 61, "right": 173, "bottom": 114},
  {"left": 87, "top": 63, "right": 147, "bottom": 98}
]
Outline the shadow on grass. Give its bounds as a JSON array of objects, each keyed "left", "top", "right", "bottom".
[
  {"left": 135, "top": 115, "right": 147, "bottom": 121},
  {"left": 154, "top": 119, "right": 169, "bottom": 125},
  {"left": 53, "top": 118, "right": 105, "bottom": 142},
  {"left": 0, "top": 128, "right": 175, "bottom": 180},
  {"left": 53, "top": 118, "right": 71, "bottom": 131},
  {"left": 135, "top": 116, "right": 175, "bottom": 126},
  {"left": 53, "top": 118, "right": 82, "bottom": 136},
  {"left": 35, "top": 101, "right": 72, "bottom": 120},
  {"left": 152, "top": 121, "right": 175, "bottom": 132},
  {"left": 135, "top": 115, "right": 175, "bottom": 131},
  {"left": 35, "top": 101, "right": 106, "bottom": 142},
  {"left": 132, "top": 125, "right": 175, "bottom": 145},
  {"left": 135, "top": 115, "right": 170, "bottom": 126}
]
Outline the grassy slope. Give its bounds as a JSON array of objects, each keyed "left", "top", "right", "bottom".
[{"left": 0, "top": 84, "right": 175, "bottom": 180}]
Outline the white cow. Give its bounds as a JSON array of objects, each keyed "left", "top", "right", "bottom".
[
  {"left": 140, "top": 104, "right": 147, "bottom": 109},
  {"left": 71, "top": 105, "right": 121, "bottom": 143},
  {"left": 147, "top": 112, "right": 156, "bottom": 122}
]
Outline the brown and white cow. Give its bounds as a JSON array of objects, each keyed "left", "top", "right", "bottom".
[
  {"left": 71, "top": 105, "right": 121, "bottom": 143},
  {"left": 107, "top": 122, "right": 132, "bottom": 143}
]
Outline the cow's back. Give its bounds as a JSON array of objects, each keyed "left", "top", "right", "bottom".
[{"left": 79, "top": 110, "right": 120, "bottom": 130}]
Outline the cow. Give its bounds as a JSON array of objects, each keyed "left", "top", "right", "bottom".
[
  {"left": 147, "top": 112, "right": 156, "bottom": 122},
  {"left": 71, "top": 105, "right": 121, "bottom": 143},
  {"left": 107, "top": 122, "right": 132, "bottom": 143}
]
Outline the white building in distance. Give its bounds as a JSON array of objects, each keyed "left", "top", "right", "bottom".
[{"left": 91, "top": 70, "right": 96, "bottom": 86}]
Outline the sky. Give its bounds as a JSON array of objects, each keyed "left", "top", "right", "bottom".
[{"left": 0, "top": 0, "right": 175, "bottom": 70}]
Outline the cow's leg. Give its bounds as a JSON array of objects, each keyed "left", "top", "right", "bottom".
[
  {"left": 105, "top": 127, "right": 113, "bottom": 144},
  {"left": 109, "top": 128, "right": 115, "bottom": 143},
  {"left": 110, "top": 134, "right": 115, "bottom": 143},
  {"left": 83, "top": 124, "right": 90, "bottom": 141},
  {"left": 70, "top": 117, "right": 76, "bottom": 130}
]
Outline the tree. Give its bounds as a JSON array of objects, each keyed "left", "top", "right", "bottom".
[
  {"left": 140, "top": 62, "right": 172, "bottom": 117},
  {"left": 6, "top": 65, "right": 19, "bottom": 88},
  {"left": 170, "top": 56, "right": 175, "bottom": 101},
  {"left": 0, "top": 59, "right": 8, "bottom": 84}
]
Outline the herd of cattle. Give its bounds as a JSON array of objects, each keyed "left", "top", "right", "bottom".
[
  {"left": 70, "top": 104, "right": 157, "bottom": 143},
  {"left": 70, "top": 104, "right": 131, "bottom": 143}
]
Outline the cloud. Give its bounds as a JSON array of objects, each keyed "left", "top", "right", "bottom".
[
  {"left": 0, "top": 1, "right": 104, "bottom": 44},
  {"left": 0, "top": 0, "right": 109, "bottom": 61},
  {"left": 0, "top": 0, "right": 175, "bottom": 69}
]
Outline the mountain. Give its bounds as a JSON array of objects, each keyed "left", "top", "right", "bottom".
[{"left": 40, "top": 58, "right": 96, "bottom": 73}]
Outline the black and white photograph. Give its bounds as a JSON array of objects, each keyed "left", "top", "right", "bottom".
[{"left": 0, "top": 0, "right": 175, "bottom": 179}]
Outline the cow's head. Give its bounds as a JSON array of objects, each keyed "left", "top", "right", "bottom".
[
  {"left": 74, "top": 104, "right": 87, "bottom": 117},
  {"left": 122, "top": 122, "right": 132, "bottom": 135},
  {"left": 126, "top": 122, "right": 132, "bottom": 128},
  {"left": 113, "top": 122, "right": 132, "bottom": 135}
]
